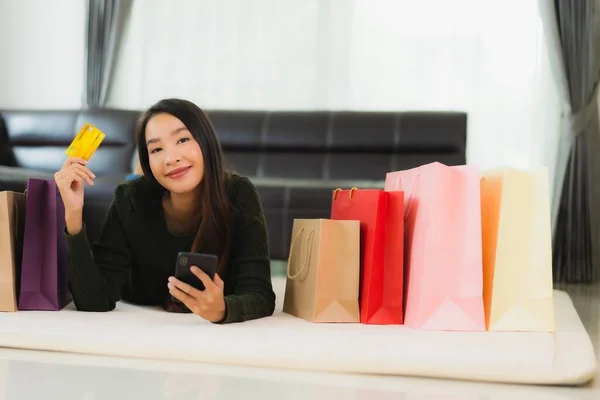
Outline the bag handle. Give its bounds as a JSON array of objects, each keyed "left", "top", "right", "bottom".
[
  {"left": 395, "top": 174, "right": 420, "bottom": 219},
  {"left": 286, "top": 227, "right": 315, "bottom": 280},
  {"left": 14, "top": 198, "right": 23, "bottom": 250},
  {"left": 332, "top": 187, "right": 359, "bottom": 200}
]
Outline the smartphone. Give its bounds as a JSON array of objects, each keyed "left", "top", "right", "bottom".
[{"left": 174, "top": 252, "right": 218, "bottom": 292}]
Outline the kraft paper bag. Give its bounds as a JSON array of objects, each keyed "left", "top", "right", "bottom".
[
  {"left": 385, "top": 162, "right": 485, "bottom": 331},
  {"left": 331, "top": 188, "right": 404, "bottom": 325},
  {"left": 283, "top": 218, "right": 360, "bottom": 323},
  {"left": 481, "top": 167, "right": 554, "bottom": 332},
  {"left": 0, "top": 191, "right": 26, "bottom": 312},
  {"left": 19, "top": 179, "right": 71, "bottom": 311}
]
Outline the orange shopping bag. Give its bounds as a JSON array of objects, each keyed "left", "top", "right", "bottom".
[{"left": 384, "top": 162, "right": 485, "bottom": 331}]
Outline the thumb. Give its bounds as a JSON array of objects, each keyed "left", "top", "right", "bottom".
[{"left": 214, "top": 273, "right": 224, "bottom": 289}]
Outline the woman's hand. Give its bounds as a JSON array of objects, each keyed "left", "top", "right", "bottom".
[
  {"left": 168, "top": 267, "right": 226, "bottom": 322},
  {"left": 54, "top": 157, "right": 96, "bottom": 235},
  {"left": 54, "top": 157, "right": 96, "bottom": 213}
]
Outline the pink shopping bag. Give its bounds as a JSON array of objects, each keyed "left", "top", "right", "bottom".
[{"left": 385, "top": 162, "right": 485, "bottom": 331}]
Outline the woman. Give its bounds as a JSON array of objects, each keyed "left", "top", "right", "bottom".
[{"left": 54, "top": 99, "right": 276, "bottom": 324}]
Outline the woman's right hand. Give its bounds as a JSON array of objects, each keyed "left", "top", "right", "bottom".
[{"left": 54, "top": 157, "right": 96, "bottom": 214}]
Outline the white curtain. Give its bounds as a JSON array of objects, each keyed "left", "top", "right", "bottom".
[
  {"left": 109, "top": 0, "right": 569, "bottom": 201},
  {"left": 0, "top": 0, "right": 86, "bottom": 109}
]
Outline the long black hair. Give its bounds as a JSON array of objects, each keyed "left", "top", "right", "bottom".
[{"left": 136, "top": 99, "right": 233, "bottom": 275}]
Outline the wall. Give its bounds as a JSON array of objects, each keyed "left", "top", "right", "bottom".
[{"left": 0, "top": 0, "right": 85, "bottom": 109}]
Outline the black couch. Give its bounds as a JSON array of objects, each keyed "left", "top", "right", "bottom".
[{"left": 0, "top": 109, "right": 467, "bottom": 260}]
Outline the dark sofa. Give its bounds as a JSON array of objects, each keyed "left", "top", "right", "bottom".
[{"left": 0, "top": 109, "right": 467, "bottom": 260}]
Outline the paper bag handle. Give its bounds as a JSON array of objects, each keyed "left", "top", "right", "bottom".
[
  {"left": 14, "top": 197, "right": 23, "bottom": 250},
  {"left": 286, "top": 228, "right": 315, "bottom": 280},
  {"left": 395, "top": 174, "right": 420, "bottom": 219},
  {"left": 332, "top": 187, "right": 359, "bottom": 200}
]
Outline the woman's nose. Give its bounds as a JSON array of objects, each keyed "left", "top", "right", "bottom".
[{"left": 165, "top": 150, "right": 181, "bottom": 165}]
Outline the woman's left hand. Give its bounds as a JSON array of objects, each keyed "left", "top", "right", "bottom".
[{"left": 167, "top": 267, "right": 226, "bottom": 322}]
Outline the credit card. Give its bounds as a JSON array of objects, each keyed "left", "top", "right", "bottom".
[{"left": 66, "top": 123, "right": 106, "bottom": 161}]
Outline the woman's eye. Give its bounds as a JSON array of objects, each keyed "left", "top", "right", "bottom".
[
  {"left": 178, "top": 137, "right": 190, "bottom": 144},
  {"left": 150, "top": 147, "right": 162, "bottom": 154}
]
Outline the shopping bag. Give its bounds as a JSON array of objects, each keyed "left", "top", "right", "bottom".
[
  {"left": 481, "top": 167, "right": 554, "bottom": 331},
  {"left": 0, "top": 191, "right": 26, "bottom": 312},
  {"left": 283, "top": 218, "right": 360, "bottom": 323},
  {"left": 18, "top": 179, "right": 71, "bottom": 311},
  {"left": 384, "top": 162, "right": 485, "bottom": 331},
  {"left": 330, "top": 188, "right": 404, "bottom": 324}
]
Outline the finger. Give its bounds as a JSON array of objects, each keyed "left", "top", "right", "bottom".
[
  {"left": 70, "top": 169, "right": 94, "bottom": 186},
  {"left": 190, "top": 266, "right": 217, "bottom": 291},
  {"left": 55, "top": 172, "right": 83, "bottom": 190},
  {"left": 61, "top": 169, "right": 90, "bottom": 187},
  {"left": 63, "top": 157, "right": 88, "bottom": 168},
  {"left": 213, "top": 273, "right": 224, "bottom": 290},
  {"left": 70, "top": 163, "right": 96, "bottom": 180},
  {"left": 169, "top": 286, "right": 203, "bottom": 316},
  {"left": 75, "top": 171, "right": 94, "bottom": 186},
  {"left": 168, "top": 283, "right": 195, "bottom": 306},
  {"left": 69, "top": 165, "right": 95, "bottom": 186},
  {"left": 168, "top": 277, "right": 201, "bottom": 299}
]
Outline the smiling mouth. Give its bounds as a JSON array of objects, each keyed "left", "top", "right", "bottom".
[{"left": 166, "top": 166, "right": 191, "bottom": 179}]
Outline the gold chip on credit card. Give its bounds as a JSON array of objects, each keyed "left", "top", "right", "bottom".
[{"left": 66, "top": 123, "right": 106, "bottom": 161}]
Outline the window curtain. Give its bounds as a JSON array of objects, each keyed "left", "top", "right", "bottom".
[
  {"left": 551, "top": 0, "right": 600, "bottom": 283},
  {"left": 0, "top": 0, "right": 85, "bottom": 109},
  {"left": 84, "top": 0, "right": 132, "bottom": 108},
  {"left": 108, "top": 0, "right": 569, "bottom": 201}
]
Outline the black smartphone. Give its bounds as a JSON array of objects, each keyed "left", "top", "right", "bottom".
[{"left": 174, "top": 252, "right": 218, "bottom": 292}]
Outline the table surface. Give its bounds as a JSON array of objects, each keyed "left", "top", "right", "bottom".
[{"left": 0, "top": 263, "right": 597, "bottom": 399}]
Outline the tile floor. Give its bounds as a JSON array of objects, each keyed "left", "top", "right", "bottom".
[{"left": 0, "top": 262, "right": 597, "bottom": 399}]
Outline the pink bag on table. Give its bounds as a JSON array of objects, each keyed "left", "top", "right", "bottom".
[{"left": 384, "top": 162, "right": 485, "bottom": 331}]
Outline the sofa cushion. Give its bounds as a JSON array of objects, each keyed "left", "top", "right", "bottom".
[
  {"left": 0, "top": 110, "right": 140, "bottom": 175},
  {"left": 0, "top": 166, "right": 54, "bottom": 192},
  {"left": 215, "top": 111, "right": 467, "bottom": 180}
]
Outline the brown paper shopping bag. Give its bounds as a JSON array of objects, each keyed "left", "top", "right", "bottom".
[
  {"left": 283, "top": 219, "right": 360, "bottom": 323},
  {"left": 0, "top": 191, "right": 26, "bottom": 312}
]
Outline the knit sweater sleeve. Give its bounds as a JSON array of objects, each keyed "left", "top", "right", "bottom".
[
  {"left": 66, "top": 184, "right": 133, "bottom": 312},
  {"left": 216, "top": 176, "right": 276, "bottom": 324}
]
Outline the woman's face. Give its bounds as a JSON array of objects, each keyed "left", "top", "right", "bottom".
[{"left": 145, "top": 113, "right": 204, "bottom": 194}]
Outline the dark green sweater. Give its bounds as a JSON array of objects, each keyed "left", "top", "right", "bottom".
[{"left": 66, "top": 173, "right": 276, "bottom": 324}]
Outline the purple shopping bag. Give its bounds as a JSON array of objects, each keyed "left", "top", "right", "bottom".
[{"left": 18, "top": 179, "right": 71, "bottom": 310}]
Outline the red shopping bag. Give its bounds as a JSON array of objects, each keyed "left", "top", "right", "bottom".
[{"left": 331, "top": 188, "right": 404, "bottom": 324}]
